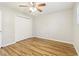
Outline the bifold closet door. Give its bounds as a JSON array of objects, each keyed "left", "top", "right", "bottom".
[
  {"left": 0, "top": 10, "right": 2, "bottom": 47},
  {"left": 15, "top": 16, "right": 32, "bottom": 42}
]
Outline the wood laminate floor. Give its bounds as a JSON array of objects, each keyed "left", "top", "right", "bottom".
[{"left": 0, "top": 37, "right": 77, "bottom": 56}]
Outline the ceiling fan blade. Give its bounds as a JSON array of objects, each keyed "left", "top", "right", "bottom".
[
  {"left": 19, "top": 5, "right": 29, "bottom": 7},
  {"left": 37, "top": 9, "right": 42, "bottom": 12},
  {"left": 35, "top": 3, "right": 46, "bottom": 12},
  {"left": 38, "top": 3, "right": 46, "bottom": 6}
]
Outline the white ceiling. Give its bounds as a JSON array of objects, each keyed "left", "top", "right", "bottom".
[{"left": 0, "top": 2, "right": 74, "bottom": 16}]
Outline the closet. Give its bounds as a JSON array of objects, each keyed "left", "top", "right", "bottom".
[
  {"left": 0, "top": 7, "right": 32, "bottom": 47},
  {"left": 15, "top": 16, "right": 32, "bottom": 42},
  {"left": 0, "top": 10, "right": 2, "bottom": 48}
]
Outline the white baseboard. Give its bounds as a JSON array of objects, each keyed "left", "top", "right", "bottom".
[
  {"left": 1, "top": 42, "right": 16, "bottom": 47},
  {"left": 73, "top": 42, "right": 79, "bottom": 56},
  {"left": 34, "top": 36, "right": 72, "bottom": 44},
  {"left": 74, "top": 46, "right": 79, "bottom": 56}
]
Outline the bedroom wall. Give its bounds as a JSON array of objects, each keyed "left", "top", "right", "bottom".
[
  {"left": 33, "top": 9, "right": 73, "bottom": 43},
  {"left": 73, "top": 3, "right": 79, "bottom": 55}
]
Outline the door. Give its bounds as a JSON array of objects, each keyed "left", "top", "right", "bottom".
[
  {"left": 0, "top": 10, "right": 2, "bottom": 47},
  {"left": 15, "top": 16, "right": 32, "bottom": 42}
]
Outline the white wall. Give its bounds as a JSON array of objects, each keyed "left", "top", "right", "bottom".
[
  {"left": 0, "top": 7, "right": 32, "bottom": 47},
  {"left": 33, "top": 9, "right": 73, "bottom": 43},
  {"left": 73, "top": 3, "right": 79, "bottom": 55}
]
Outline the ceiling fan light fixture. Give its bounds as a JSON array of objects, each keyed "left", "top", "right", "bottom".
[
  {"left": 30, "top": 2, "right": 33, "bottom": 6},
  {"left": 29, "top": 7, "right": 37, "bottom": 12}
]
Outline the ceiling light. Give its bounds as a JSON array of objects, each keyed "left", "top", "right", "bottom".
[
  {"left": 30, "top": 2, "right": 33, "bottom": 5},
  {"left": 29, "top": 7, "right": 37, "bottom": 12}
]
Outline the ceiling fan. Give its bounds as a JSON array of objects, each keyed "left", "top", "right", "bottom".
[{"left": 19, "top": 2, "right": 46, "bottom": 13}]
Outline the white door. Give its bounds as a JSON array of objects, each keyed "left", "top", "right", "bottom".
[
  {"left": 15, "top": 16, "right": 32, "bottom": 42},
  {"left": 0, "top": 10, "right": 2, "bottom": 48}
]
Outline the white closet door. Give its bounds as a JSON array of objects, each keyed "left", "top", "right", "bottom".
[
  {"left": 15, "top": 16, "right": 32, "bottom": 42},
  {"left": 0, "top": 10, "right": 2, "bottom": 47}
]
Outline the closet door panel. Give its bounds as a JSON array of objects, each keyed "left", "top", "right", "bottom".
[
  {"left": 0, "top": 10, "right": 2, "bottom": 47},
  {"left": 15, "top": 17, "right": 32, "bottom": 42}
]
